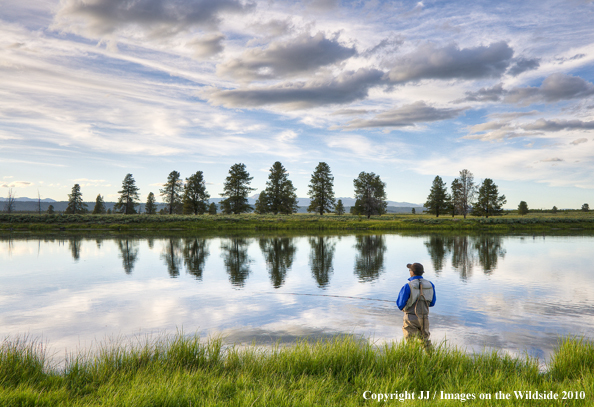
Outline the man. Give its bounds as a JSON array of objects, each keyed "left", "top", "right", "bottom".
[{"left": 396, "top": 263, "right": 436, "bottom": 346}]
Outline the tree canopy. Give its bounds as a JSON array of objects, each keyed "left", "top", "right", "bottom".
[
  {"left": 353, "top": 172, "right": 387, "bottom": 219},
  {"left": 424, "top": 175, "right": 450, "bottom": 217},
  {"left": 220, "top": 163, "right": 255, "bottom": 214},
  {"left": 145, "top": 192, "right": 157, "bottom": 214},
  {"left": 518, "top": 201, "right": 529, "bottom": 215},
  {"left": 473, "top": 178, "right": 507, "bottom": 218},
  {"left": 183, "top": 171, "right": 210, "bottom": 215},
  {"left": 160, "top": 170, "right": 183, "bottom": 214},
  {"left": 264, "top": 161, "right": 298, "bottom": 214},
  {"left": 65, "top": 184, "right": 88, "bottom": 214},
  {"left": 307, "top": 162, "right": 335, "bottom": 215},
  {"left": 451, "top": 169, "right": 476, "bottom": 219},
  {"left": 92, "top": 194, "right": 106, "bottom": 214},
  {"left": 114, "top": 173, "right": 140, "bottom": 214},
  {"left": 334, "top": 199, "right": 345, "bottom": 215}
]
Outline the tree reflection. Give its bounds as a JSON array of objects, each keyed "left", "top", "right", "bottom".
[
  {"left": 220, "top": 238, "right": 252, "bottom": 288},
  {"left": 424, "top": 235, "right": 452, "bottom": 273},
  {"left": 161, "top": 238, "right": 183, "bottom": 277},
  {"left": 259, "top": 237, "right": 296, "bottom": 288},
  {"left": 451, "top": 236, "right": 475, "bottom": 280},
  {"left": 117, "top": 238, "right": 139, "bottom": 274},
  {"left": 69, "top": 237, "right": 83, "bottom": 261},
  {"left": 353, "top": 235, "right": 386, "bottom": 282},
  {"left": 183, "top": 238, "right": 209, "bottom": 280},
  {"left": 473, "top": 235, "right": 506, "bottom": 274},
  {"left": 308, "top": 236, "right": 336, "bottom": 289}
]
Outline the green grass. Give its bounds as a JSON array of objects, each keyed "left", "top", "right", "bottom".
[
  {"left": 1, "top": 334, "right": 593, "bottom": 406},
  {"left": 2, "top": 212, "right": 594, "bottom": 232}
]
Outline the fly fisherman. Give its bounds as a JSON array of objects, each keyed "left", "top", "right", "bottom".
[{"left": 396, "top": 263, "right": 436, "bottom": 347}]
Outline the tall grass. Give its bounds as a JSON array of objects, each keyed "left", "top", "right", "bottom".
[{"left": 1, "top": 334, "right": 593, "bottom": 406}]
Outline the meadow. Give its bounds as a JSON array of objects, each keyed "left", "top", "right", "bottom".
[{"left": 1, "top": 334, "right": 593, "bottom": 406}]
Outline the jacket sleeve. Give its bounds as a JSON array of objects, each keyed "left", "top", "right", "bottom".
[
  {"left": 429, "top": 281, "right": 436, "bottom": 307},
  {"left": 396, "top": 283, "right": 410, "bottom": 310}
]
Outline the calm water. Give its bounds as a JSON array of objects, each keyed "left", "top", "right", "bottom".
[{"left": 1, "top": 232, "right": 593, "bottom": 362}]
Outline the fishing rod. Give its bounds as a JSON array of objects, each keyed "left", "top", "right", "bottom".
[{"left": 261, "top": 292, "right": 394, "bottom": 303}]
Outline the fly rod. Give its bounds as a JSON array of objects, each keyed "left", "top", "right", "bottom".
[{"left": 261, "top": 292, "right": 394, "bottom": 303}]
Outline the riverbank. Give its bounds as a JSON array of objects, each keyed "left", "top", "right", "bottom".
[
  {"left": 1, "top": 334, "right": 592, "bottom": 406},
  {"left": 1, "top": 212, "right": 594, "bottom": 232}
]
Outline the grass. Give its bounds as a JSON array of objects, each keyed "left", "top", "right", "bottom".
[
  {"left": 1, "top": 211, "right": 594, "bottom": 233},
  {"left": 1, "top": 334, "right": 593, "bottom": 406}
]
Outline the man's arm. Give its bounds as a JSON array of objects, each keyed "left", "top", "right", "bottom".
[
  {"left": 429, "top": 281, "right": 436, "bottom": 307},
  {"left": 396, "top": 283, "right": 410, "bottom": 310}
]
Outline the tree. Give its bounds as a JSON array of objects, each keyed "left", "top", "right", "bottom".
[
  {"left": 254, "top": 191, "right": 270, "bottom": 214},
  {"left": 37, "top": 190, "right": 41, "bottom": 215},
  {"left": 552, "top": 206, "right": 558, "bottom": 214},
  {"left": 160, "top": 170, "right": 184, "bottom": 215},
  {"left": 518, "top": 201, "right": 529, "bottom": 215},
  {"left": 412, "top": 208, "right": 416, "bottom": 215},
  {"left": 220, "top": 163, "right": 255, "bottom": 214},
  {"left": 145, "top": 192, "right": 157, "bottom": 215},
  {"left": 47, "top": 204, "right": 55, "bottom": 214},
  {"left": 208, "top": 202, "right": 217, "bottom": 215},
  {"left": 4, "top": 188, "right": 16, "bottom": 213},
  {"left": 335, "top": 199, "right": 345, "bottom": 215},
  {"left": 182, "top": 171, "right": 210, "bottom": 215},
  {"left": 114, "top": 173, "right": 140, "bottom": 214},
  {"left": 582, "top": 203, "right": 590, "bottom": 212},
  {"left": 264, "top": 161, "right": 298, "bottom": 214},
  {"left": 92, "top": 194, "right": 106, "bottom": 214},
  {"left": 307, "top": 162, "right": 335, "bottom": 215},
  {"left": 452, "top": 169, "right": 476, "bottom": 219},
  {"left": 473, "top": 178, "right": 507, "bottom": 218},
  {"left": 424, "top": 176, "right": 451, "bottom": 217},
  {"left": 353, "top": 172, "right": 387, "bottom": 219},
  {"left": 65, "top": 184, "right": 88, "bottom": 214}
]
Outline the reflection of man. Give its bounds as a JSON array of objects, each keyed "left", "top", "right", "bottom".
[{"left": 396, "top": 263, "right": 436, "bottom": 347}]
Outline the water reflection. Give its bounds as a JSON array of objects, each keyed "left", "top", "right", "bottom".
[
  {"left": 220, "top": 238, "right": 252, "bottom": 288},
  {"left": 161, "top": 238, "right": 183, "bottom": 277},
  {"left": 69, "top": 237, "right": 83, "bottom": 261},
  {"left": 183, "top": 238, "right": 209, "bottom": 280},
  {"left": 259, "top": 237, "right": 296, "bottom": 288},
  {"left": 353, "top": 235, "right": 386, "bottom": 282},
  {"left": 424, "top": 235, "right": 506, "bottom": 279},
  {"left": 308, "top": 236, "right": 336, "bottom": 289},
  {"left": 117, "top": 239, "right": 139, "bottom": 275}
]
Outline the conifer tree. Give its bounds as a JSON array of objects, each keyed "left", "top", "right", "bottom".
[
  {"left": 452, "top": 169, "right": 476, "bottom": 219},
  {"left": 65, "top": 184, "right": 88, "bottom": 214},
  {"left": 254, "top": 191, "right": 270, "bottom": 214},
  {"left": 334, "top": 199, "right": 345, "bottom": 215},
  {"left": 160, "top": 170, "right": 184, "bottom": 214},
  {"left": 518, "top": 201, "right": 529, "bottom": 215},
  {"left": 145, "top": 192, "right": 157, "bottom": 214},
  {"left": 473, "top": 178, "right": 507, "bottom": 218},
  {"left": 182, "top": 171, "right": 210, "bottom": 215},
  {"left": 264, "top": 161, "right": 298, "bottom": 214},
  {"left": 353, "top": 172, "right": 387, "bottom": 219},
  {"left": 47, "top": 204, "right": 55, "bottom": 214},
  {"left": 92, "top": 194, "right": 106, "bottom": 214},
  {"left": 307, "top": 162, "right": 335, "bottom": 215},
  {"left": 220, "top": 163, "right": 255, "bottom": 214},
  {"left": 208, "top": 202, "right": 217, "bottom": 215},
  {"left": 424, "top": 176, "right": 451, "bottom": 217},
  {"left": 114, "top": 174, "right": 140, "bottom": 214}
]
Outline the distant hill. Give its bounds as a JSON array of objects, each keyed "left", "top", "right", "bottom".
[
  {"left": 0, "top": 197, "right": 56, "bottom": 202},
  {"left": 248, "top": 194, "right": 421, "bottom": 208}
]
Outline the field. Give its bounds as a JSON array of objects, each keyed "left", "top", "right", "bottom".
[
  {"left": 1, "top": 211, "right": 594, "bottom": 232},
  {"left": 1, "top": 334, "right": 593, "bottom": 406}
]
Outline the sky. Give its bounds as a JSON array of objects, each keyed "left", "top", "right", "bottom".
[{"left": 1, "top": 0, "right": 594, "bottom": 209}]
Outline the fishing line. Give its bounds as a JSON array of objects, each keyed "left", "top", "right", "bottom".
[{"left": 260, "top": 292, "right": 394, "bottom": 303}]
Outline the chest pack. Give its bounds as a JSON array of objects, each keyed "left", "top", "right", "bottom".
[{"left": 403, "top": 278, "right": 434, "bottom": 316}]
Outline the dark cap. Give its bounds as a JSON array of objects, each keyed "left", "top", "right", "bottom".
[{"left": 407, "top": 263, "right": 424, "bottom": 275}]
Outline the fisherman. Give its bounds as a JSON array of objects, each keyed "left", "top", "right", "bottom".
[{"left": 396, "top": 263, "right": 436, "bottom": 347}]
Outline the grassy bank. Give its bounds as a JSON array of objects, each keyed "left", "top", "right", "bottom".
[
  {"left": 1, "top": 212, "right": 594, "bottom": 232},
  {"left": 1, "top": 334, "right": 593, "bottom": 406}
]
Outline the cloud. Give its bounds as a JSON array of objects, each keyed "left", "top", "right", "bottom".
[
  {"left": 73, "top": 178, "right": 107, "bottom": 183},
  {"left": 249, "top": 19, "right": 293, "bottom": 38},
  {"left": 507, "top": 57, "right": 540, "bottom": 76},
  {"left": 3, "top": 176, "right": 14, "bottom": 179},
  {"left": 386, "top": 41, "right": 514, "bottom": 83},
  {"left": 522, "top": 118, "right": 594, "bottom": 132},
  {"left": 555, "top": 53, "right": 586, "bottom": 64},
  {"left": 54, "top": 0, "right": 254, "bottom": 38},
  {"left": 217, "top": 32, "right": 357, "bottom": 81},
  {"left": 207, "top": 68, "right": 384, "bottom": 109},
  {"left": 505, "top": 73, "right": 594, "bottom": 105},
  {"left": 570, "top": 138, "right": 588, "bottom": 145},
  {"left": 1, "top": 181, "right": 33, "bottom": 188},
  {"left": 455, "top": 83, "right": 505, "bottom": 103},
  {"left": 341, "top": 101, "right": 465, "bottom": 129},
  {"left": 540, "top": 157, "right": 564, "bottom": 162},
  {"left": 187, "top": 33, "right": 225, "bottom": 58}
]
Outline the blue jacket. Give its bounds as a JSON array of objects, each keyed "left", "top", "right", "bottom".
[{"left": 396, "top": 276, "right": 436, "bottom": 310}]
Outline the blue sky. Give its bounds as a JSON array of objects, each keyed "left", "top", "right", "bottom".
[{"left": 1, "top": 0, "right": 593, "bottom": 208}]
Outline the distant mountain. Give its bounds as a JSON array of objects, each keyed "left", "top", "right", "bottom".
[
  {"left": 249, "top": 194, "right": 422, "bottom": 208},
  {"left": 0, "top": 197, "right": 56, "bottom": 202}
]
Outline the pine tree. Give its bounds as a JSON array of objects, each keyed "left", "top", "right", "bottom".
[
  {"left": 47, "top": 204, "right": 55, "bottom": 214},
  {"left": 334, "top": 199, "right": 345, "bottom": 215},
  {"left": 452, "top": 169, "right": 476, "bottom": 219},
  {"left": 307, "top": 162, "right": 335, "bottom": 215},
  {"left": 114, "top": 174, "right": 140, "bottom": 215},
  {"left": 424, "top": 176, "right": 451, "bottom": 217},
  {"left": 473, "top": 178, "right": 507, "bottom": 218},
  {"left": 208, "top": 202, "right": 217, "bottom": 215},
  {"left": 182, "top": 171, "right": 210, "bottom": 215},
  {"left": 220, "top": 163, "right": 255, "bottom": 214},
  {"left": 65, "top": 184, "right": 88, "bottom": 214},
  {"left": 160, "top": 170, "right": 184, "bottom": 214},
  {"left": 353, "top": 172, "right": 387, "bottom": 219},
  {"left": 145, "top": 192, "right": 157, "bottom": 214},
  {"left": 518, "top": 201, "right": 529, "bottom": 215},
  {"left": 254, "top": 191, "right": 270, "bottom": 214},
  {"left": 552, "top": 206, "right": 558, "bottom": 214},
  {"left": 582, "top": 203, "right": 590, "bottom": 212},
  {"left": 92, "top": 194, "right": 106, "bottom": 214},
  {"left": 265, "top": 161, "right": 298, "bottom": 214}
]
